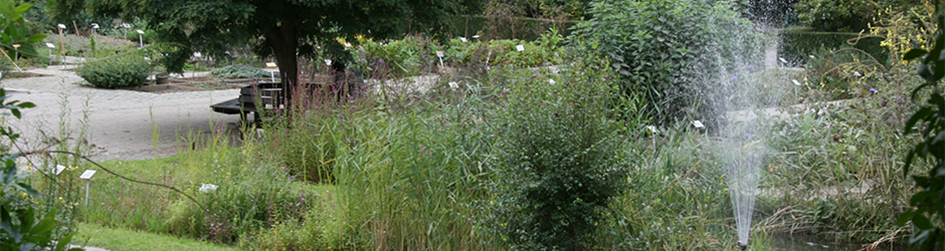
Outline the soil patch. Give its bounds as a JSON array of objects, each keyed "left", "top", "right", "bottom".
[{"left": 124, "top": 76, "right": 261, "bottom": 93}]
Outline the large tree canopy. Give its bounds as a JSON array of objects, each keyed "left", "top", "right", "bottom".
[{"left": 49, "top": 0, "right": 476, "bottom": 102}]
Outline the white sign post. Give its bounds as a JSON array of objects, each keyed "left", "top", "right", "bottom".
[
  {"left": 79, "top": 170, "right": 97, "bottom": 207},
  {"left": 266, "top": 62, "right": 277, "bottom": 82},
  {"left": 45, "top": 43, "right": 55, "bottom": 59},
  {"left": 136, "top": 30, "right": 145, "bottom": 47},
  {"left": 516, "top": 45, "right": 525, "bottom": 52},
  {"left": 436, "top": 51, "right": 444, "bottom": 69},
  {"left": 12, "top": 44, "right": 19, "bottom": 64}
]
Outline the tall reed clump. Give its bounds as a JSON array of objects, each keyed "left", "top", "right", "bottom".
[
  {"left": 606, "top": 129, "right": 732, "bottom": 249},
  {"left": 487, "top": 62, "right": 632, "bottom": 249},
  {"left": 245, "top": 66, "right": 499, "bottom": 249}
]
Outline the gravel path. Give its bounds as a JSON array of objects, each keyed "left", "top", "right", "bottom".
[{"left": 5, "top": 62, "right": 243, "bottom": 161}]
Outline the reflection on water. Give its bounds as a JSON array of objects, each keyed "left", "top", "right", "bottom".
[{"left": 763, "top": 235, "right": 871, "bottom": 251}]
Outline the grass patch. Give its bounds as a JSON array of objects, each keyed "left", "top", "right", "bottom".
[{"left": 74, "top": 223, "right": 237, "bottom": 251}]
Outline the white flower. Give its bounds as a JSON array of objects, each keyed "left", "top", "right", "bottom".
[
  {"left": 646, "top": 125, "right": 659, "bottom": 134},
  {"left": 692, "top": 120, "right": 704, "bottom": 129},
  {"left": 199, "top": 183, "right": 218, "bottom": 193}
]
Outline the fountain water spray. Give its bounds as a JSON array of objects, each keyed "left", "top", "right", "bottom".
[{"left": 725, "top": 132, "right": 765, "bottom": 249}]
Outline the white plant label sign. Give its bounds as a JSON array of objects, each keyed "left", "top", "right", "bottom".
[
  {"left": 57, "top": 24, "right": 66, "bottom": 29},
  {"left": 692, "top": 120, "right": 705, "bottom": 129},
  {"left": 266, "top": 62, "right": 277, "bottom": 68},
  {"left": 45, "top": 43, "right": 55, "bottom": 48},
  {"left": 54, "top": 165, "right": 66, "bottom": 175},
  {"left": 436, "top": 51, "right": 444, "bottom": 58},
  {"left": 79, "top": 170, "right": 96, "bottom": 180},
  {"left": 460, "top": 37, "right": 467, "bottom": 43},
  {"left": 516, "top": 45, "right": 525, "bottom": 52}
]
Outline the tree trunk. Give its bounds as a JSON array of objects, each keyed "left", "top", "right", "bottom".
[{"left": 265, "top": 21, "right": 299, "bottom": 107}]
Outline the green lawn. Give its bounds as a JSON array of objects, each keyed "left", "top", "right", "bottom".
[{"left": 74, "top": 223, "right": 238, "bottom": 251}]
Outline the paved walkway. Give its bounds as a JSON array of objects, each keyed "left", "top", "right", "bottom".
[{"left": 5, "top": 63, "right": 242, "bottom": 161}]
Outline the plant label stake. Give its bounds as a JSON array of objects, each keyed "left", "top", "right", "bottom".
[
  {"left": 136, "top": 30, "right": 145, "bottom": 47},
  {"left": 436, "top": 51, "right": 444, "bottom": 69},
  {"left": 54, "top": 165, "right": 66, "bottom": 175},
  {"left": 121, "top": 23, "right": 130, "bottom": 36},
  {"left": 516, "top": 45, "right": 525, "bottom": 52},
  {"left": 45, "top": 43, "right": 55, "bottom": 59},
  {"left": 460, "top": 37, "right": 467, "bottom": 43},
  {"left": 193, "top": 52, "right": 203, "bottom": 78},
  {"left": 12, "top": 44, "right": 19, "bottom": 64},
  {"left": 56, "top": 24, "right": 66, "bottom": 60},
  {"left": 79, "top": 170, "right": 97, "bottom": 207},
  {"left": 266, "top": 62, "right": 277, "bottom": 82}
]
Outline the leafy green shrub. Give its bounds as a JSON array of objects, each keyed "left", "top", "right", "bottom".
[
  {"left": 777, "top": 28, "right": 888, "bottom": 67},
  {"left": 793, "top": 0, "right": 878, "bottom": 32},
  {"left": 483, "top": 39, "right": 561, "bottom": 67},
  {"left": 210, "top": 64, "right": 269, "bottom": 79},
  {"left": 0, "top": 1, "right": 47, "bottom": 61},
  {"left": 76, "top": 52, "right": 150, "bottom": 88},
  {"left": 449, "top": 15, "right": 579, "bottom": 41},
  {"left": 489, "top": 62, "right": 630, "bottom": 249},
  {"left": 163, "top": 156, "right": 310, "bottom": 245},
  {"left": 358, "top": 35, "right": 439, "bottom": 77},
  {"left": 570, "top": 0, "right": 763, "bottom": 128},
  {"left": 792, "top": 0, "right": 921, "bottom": 32}
]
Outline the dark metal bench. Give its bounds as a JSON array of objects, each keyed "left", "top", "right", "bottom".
[
  {"left": 211, "top": 82, "right": 328, "bottom": 124},
  {"left": 211, "top": 83, "right": 286, "bottom": 124}
]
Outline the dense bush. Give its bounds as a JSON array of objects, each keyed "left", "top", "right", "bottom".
[
  {"left": 505, "top": 0, "right": 591, "bottom": 19},
  {"left": 450, "top": 15, "right": 578, "bottom": 41},
  {"left": 489, "top": 63, "right": 631, "bottom": 249},
  {"left": 355, "top": 34, "right": 564, "bottom": 78},
  {"left": 76, "top": 52, "right": 150, "bottom": 88},
  {"left": 570, "top": 0, "right": 763, "bottom": 128},
  {"left": 357, "top": 35, "right": 440, "bottom": 78},
  {"left": 210, "top": 64, "right": 269, "bottom": 79},
  {"left": 777, "top": 28, "right": 888, "bottom": 67},
  {"left": 793, "top": 0, "right": 922, "bottom": 32}
]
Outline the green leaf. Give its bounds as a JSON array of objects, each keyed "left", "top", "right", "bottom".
[
  {"left": 54, "top": 232, "right": 74, "bottom": 251},
  {"left": 905, "top": 149, "right": 917, "bottom": 176},
  {"left": 898, "top": 211, "right": 915, "bottom": 226},
  {"left": 905, "top": 48, "right": 929, "bottom": 61},
  {"left": 911, "top": 190, "right": 932, "bottom": 205},
  {"left": 913, "top": 214, "right": 934, "bottom": 229},
  {"left": 12, "top": 3, "right": 32, "bottom": 15}
]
